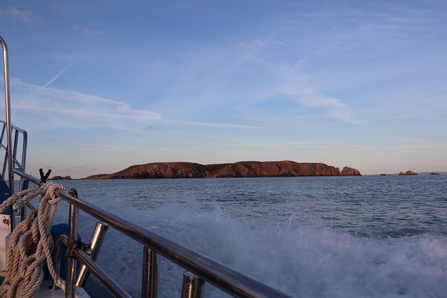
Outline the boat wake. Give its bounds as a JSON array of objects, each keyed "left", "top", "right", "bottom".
[{"left": 54, "top": 198, "right": 447, "bottom": 298}]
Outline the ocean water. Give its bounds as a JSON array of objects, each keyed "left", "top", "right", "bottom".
[{"left": 46, "top": 175, "right": 446, "bottom": 298}]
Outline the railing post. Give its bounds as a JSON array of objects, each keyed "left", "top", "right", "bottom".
[
  {"left": 75, "top": 222, "right": 109, "bottom": 287},
  {"left": 0, "top": 37, "right": 13, "bottom": 197},
  {"left": 142, "top": 244, "right": 159, "bottom": 298},
  {"left": 181, "top": 272, "right": 204, "bottom": 298},
  {"left": 66, "top": 202, "right": 79, "bottom": 298},
  {"left": 1, "top": 37, "right": 15, "bottom": 232},
  {"left": 12, "top": 129, "right": 18, "bottom": 165}
]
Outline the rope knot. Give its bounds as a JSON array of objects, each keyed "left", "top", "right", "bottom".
[{"left": 40, "top": 182, "right": 66, "bottom": 205}]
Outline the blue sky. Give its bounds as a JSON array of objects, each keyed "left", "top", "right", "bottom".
[{"left": 1, "top": 0, "right": 446, "bottom": 178}]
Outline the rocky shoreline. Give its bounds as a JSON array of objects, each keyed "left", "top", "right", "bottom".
[{"left": 84, "top": 161, "right": 361, "bottom": 179}]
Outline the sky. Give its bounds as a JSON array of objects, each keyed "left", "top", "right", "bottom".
[{"left": 0, "top": 0, "right": 446, "bottom": 178}]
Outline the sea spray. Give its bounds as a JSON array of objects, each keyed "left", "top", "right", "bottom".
[{"left": 52, "top": 197, "right": 447, "bottom": 298}]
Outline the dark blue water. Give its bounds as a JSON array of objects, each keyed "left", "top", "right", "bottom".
[
  {"left": 58, "top": 175, "right": 447, "bottom": 237},
  {"left": 52, "top": 175, "right": 446, "bottom": 298}
]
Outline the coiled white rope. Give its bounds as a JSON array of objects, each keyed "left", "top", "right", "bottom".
[{"left": 0, "top": 182, "right": 67, "bottom": 298}]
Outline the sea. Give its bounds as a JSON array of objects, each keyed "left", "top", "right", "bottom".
[{"left": 46, "top": 175, "right": 446, "bottom": 298}]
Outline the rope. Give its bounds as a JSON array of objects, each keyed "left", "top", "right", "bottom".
[{"left": 0, "top": 182, "right": 67, "bottom": 298}]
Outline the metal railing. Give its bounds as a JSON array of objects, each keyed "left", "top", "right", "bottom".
[
  {"left": 2, "top": 36, "right": 29, "bottom": 231},
  {"left": 0, "top": 120, "right": 28, "bottom": 190},
  {"left": 15, "top": 171, "right": 293, "bottom": 298},
  {"left": 0, "top": 36, "right": 13, "bottom": 199}
]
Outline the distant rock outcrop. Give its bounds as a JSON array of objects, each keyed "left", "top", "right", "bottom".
[
  {"left": 84, "top": 161, "right": 362, "bottom": 179},
  {"left": 399, "top": 170, "right": 418, "bottom": 175},
  {"left": 50, "top": 175, "right": 72, "bottom": 180},
  {"left": 340, "top": 166, "right": 361, "bottom": 176}
]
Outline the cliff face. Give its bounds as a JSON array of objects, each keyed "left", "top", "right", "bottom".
[
  {"left": 100, "top": 162, "right": 214, "bottom": 179},
  {"left": 84, "top": 161, "right": 361, "bottom": 179},
  {"left": 208, "top": 161, "right": 342, "bottom": 178}
]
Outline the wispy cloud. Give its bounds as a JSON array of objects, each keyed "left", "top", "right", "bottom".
[
  {"left": 10, "top": 79, "right": 161, "bottom": 130},
  {"left": 139, "top": 41, "right": 354, "bottom": 125},
  {"left": 164, "top": 119, "right": 258, "bottom": 129},
  {"left": 273, "top": 41, "right": 286, "bottom": 45},
  {"left": 0, "top": 7, "right": 38, "bottom": 25},
  {"left": 73, "top": 26, "right": 103, "bottom": 36},
  {"left": 238, "top": 40, "right": 266, "bottom": 47},
  {"left": 8, "top": 79, "right": 257, "bottom": 131},
  {"left": 237, "top": 40, "right": 284, "bottom": 48},
  {"left": 237, "top": 42, "right": 250, "bottom": 48},
  {"left": 278, "top": 71, "right": 353, "bottom": 122}
]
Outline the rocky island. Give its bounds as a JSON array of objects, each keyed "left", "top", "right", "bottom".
[
  {"left": 399, "top": 170, "right": 418, "bottom": 175},
  {"left": 85, "top": 161, "right": 361, "bottom": 179},
  {"left": 50, "top": 175, "right": 72, "bottom": 180}
]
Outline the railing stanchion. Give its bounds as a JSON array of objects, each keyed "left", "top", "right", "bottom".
[
  {"left": 66, "top": 202, "right": 79, "bottom": 298},
  {"left": 181, "top": 272, "right": 204, "bottom": 298},
  {"left": 76, "top": 222, "right": 109, "bottom": 287},
  {"left": 142, "top": 244, "right": 159, "bottom": 298}
]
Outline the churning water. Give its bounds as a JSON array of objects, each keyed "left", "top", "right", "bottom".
[{"left": 50, "top": 175, "right": 446, "bottom": 298}]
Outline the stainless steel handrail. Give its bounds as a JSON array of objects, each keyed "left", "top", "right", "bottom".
[
  {"left": 1, "top": 36, "right": 21, "bottom": 230},
  {"left": 73, "top": 246, "right": 132, "bottom": 298},
  {"left": 0, "top": 37, "right": 14, "bottom": 197},
  {"left": 0, "top": 121, "right": 28, "bottom": 182},
  {"left": 0, "top": 121, "right": 29, "bottom": 224},
  {"left": 56, "top": 189, "right": 292, "bottom": 298},
  {"left": 53, "top": 233, "right": 133, "bottom": 298},
  {"left": 76, "top": 222, "right": 110, "bottom": 288},
  {"left": 12, "top": 170, "right": 292, "bottom": 298}
]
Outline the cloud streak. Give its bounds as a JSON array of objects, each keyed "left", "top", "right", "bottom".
[
  {"left": 73, "top": 26, "right": 103, "bottom": 36},
  {"left": 279, "top": 73, "right": 353, "bottom": 122},
  {"left": 273, "top": 41, "right": 286, "bottom": 45},
  {"left": 0, "top": 7, "right": 38, "bottom": 25},
  {"left": 9, "top": 79, "right": 257, "bottom": 131},
  {"left": 237, "top": 42, "right": 249, "bottom": 48},
  {"left": 164, "top": 119, "right": 258, "bottom": 129},
  {"left": 11, "top": 79, "right": 161, "bottom": 129}
]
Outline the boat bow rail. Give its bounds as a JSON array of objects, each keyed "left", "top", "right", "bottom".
[{"left": 15, "top": 172, "right": 293, "bottom": 298}]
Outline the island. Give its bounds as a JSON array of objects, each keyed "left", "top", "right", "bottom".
[
  {"left": 399, "top": 170, "right": 418, "bottom": 175},
  {"left": 50, "top": 175, "right": 72, "bottom": 180},
  {"left": 84, "top": 161, "right": 361, "bottom": 179}
]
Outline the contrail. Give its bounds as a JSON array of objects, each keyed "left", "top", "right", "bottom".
[
  {"left": 38, "top": 60, "right": 77, "bottom": 90},
  {"left": 21, "top": 25, "right": 127, "bottom": 105},
  {"left": 19, "top": 49, "right": 89, "bottom": 105},
  {"left": 24, "top": 59, "right": 78, "bottom": 102}
]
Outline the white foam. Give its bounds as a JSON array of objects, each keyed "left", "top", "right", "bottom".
[{"left": 53, "top": 198, "right": 447, "bottom": 298}]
